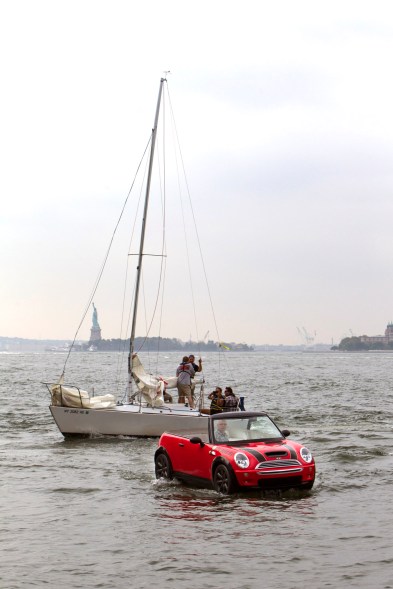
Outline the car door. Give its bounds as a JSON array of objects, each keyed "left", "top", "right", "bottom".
[{"left": 174, "top": 437, "right": 214, "bottom": 481}]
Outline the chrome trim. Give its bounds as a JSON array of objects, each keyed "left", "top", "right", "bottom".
[
  {"left": 257, "top": 467, "right": 303, "bottom": 475},
  {"left": 256, "top": 459, "right": 301, "bottom": 469}
]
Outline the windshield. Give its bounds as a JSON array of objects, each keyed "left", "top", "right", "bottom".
[{"left": 213, "top": 415, "right": 283, "bottom": 444}]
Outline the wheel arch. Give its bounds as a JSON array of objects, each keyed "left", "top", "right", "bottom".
[
  {"left": 211, "top": 459, "right": 238, "bottom": 494},
  {"left": 211, "top": 456, "right": 233, "bottom": 476},
  {"left": 154, "top": 446, "right": 169, "bottom": 460},
  {"left": 154, "top": 447, "right": 174, "bottom": 480}
]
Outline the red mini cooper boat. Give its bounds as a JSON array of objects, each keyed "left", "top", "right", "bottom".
[{"left": 155, "top": 411, "right": 315, "bottom": 494}]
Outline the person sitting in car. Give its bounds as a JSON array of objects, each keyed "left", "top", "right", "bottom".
[{"left": 215, "top": 419, "right": 229, "bottom": 442}]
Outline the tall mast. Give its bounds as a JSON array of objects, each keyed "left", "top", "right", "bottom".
[{"left": 128, "top": 77, "right": 166, "bottom": 374}]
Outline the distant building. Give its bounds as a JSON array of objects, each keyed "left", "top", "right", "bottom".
[
  {"left": 359, "top": 322, "right": 393, "bottom": 346},
  {"left": 89, "top": 303, "right": 102, "bottom": 342}
]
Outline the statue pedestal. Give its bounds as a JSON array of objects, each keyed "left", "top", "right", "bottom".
[{"left": 90, "top": 327, "right": 102, "bottom": 342}]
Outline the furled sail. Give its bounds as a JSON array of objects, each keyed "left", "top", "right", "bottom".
[
  {"left": 131, "top": 355, "right": 203, "bottom": 408},
  {"left": 50, "top": 381, "right": 116, "bottom": 409},
  {"left": 131, "top": 355, "right": 177, "bottom": 407}
]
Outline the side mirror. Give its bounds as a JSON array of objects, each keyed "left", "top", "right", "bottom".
[
  {"left": 281, "top": 429, "right": 290, "bottom": 438},
  {"left": 190, "top": 436, "right": 205, "bottom": 447}
]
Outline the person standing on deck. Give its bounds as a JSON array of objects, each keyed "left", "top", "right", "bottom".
[
  {"left": 176, "top": 356, "right": 195, "bottom": 408},
  {"left": 188, "top": 354, "right": 202, "bottom": 399}
]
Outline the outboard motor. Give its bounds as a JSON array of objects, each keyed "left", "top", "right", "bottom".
[{"left": 239, "top": 397, "right": 246, "bottom": 411}]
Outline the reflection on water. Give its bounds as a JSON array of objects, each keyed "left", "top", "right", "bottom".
[{"left": 154, "top": 482, "right": 318, "bottom": 525}]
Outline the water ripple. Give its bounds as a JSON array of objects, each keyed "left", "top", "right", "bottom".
[{"left": 1, "top": 351, "right": 393, "bottom": 589}]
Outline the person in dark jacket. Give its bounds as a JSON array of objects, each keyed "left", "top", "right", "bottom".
[{"left": 208, "top": 387, "right": 224, "bottom": 415}]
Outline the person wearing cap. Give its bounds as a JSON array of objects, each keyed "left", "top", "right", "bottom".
[
  {"left": 188, "top": 354, "right": 202, "bottom": 399},
  {"left": 176, "top": 356, "right": 195, "bottom": 408}
]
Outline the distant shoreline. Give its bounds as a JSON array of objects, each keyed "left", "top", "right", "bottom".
[
  {"left": 0, "top": 335, "right": 333, "bottom": 353},
  {"left": 0, "top": 335, "right": 253, "bottom": 353}
]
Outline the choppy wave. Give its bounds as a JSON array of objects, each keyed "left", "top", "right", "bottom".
[{"left": 1, "top": 351, "right": 393, "bottom": 589}]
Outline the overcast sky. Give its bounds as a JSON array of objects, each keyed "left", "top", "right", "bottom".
[{"left": 2, "top": 0, "right": 393, "bottom": 346}]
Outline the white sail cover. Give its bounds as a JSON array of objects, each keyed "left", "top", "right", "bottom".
[
  {"left": 131, "top": 355, "right": 204, "bottom": 408},
  {"left": 131, "top": 355, "right": 176, "bottom": 407},
  {"left": 50, "top": 383, "right": 116, "bottom": 409}
]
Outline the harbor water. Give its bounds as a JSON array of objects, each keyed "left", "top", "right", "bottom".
[{"left": 1, "top": 351, "right": 393, "bottom": 589}]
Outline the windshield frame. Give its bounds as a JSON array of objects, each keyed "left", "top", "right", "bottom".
[{"left": 211, "top": 414, "right": 285, "bottom": 445}]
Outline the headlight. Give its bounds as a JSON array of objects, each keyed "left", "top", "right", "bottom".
[
  {"left": 300, "top": 447, "right": 313, "bottom": 463},
  {"left": 234, "top": 452, "right": 250, "bottom": 469}
]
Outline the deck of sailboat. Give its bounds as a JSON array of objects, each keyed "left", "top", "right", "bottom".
[{"left": 114, "top": 402, "right": 205, "bottom": 415}]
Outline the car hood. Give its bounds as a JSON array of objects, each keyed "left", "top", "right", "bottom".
[{"left": 218, "top": 440, "right": 301, "bottom": 463}]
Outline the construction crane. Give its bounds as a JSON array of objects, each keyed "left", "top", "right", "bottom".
[{"left": 297, "top": 327, "right": 315, "bottom": 345}]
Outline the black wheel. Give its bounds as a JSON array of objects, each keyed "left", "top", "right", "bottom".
[
  {"left": 155, "top": 452, "right": 173, "bottom": 480},
  {"left": 213, "top": 464, "right": 237, "bottom": 494}
]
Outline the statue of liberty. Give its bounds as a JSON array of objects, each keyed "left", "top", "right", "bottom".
[
  {"left": 90, "top": 303, "right": 102, "bottom": 343},
  {"left": 92, "top": 303, "right": 100, "bottom": 329}
]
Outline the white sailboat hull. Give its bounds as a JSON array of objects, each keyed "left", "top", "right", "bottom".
[{"left": 50, "top": 404, "right": 209, "bottom": 437}]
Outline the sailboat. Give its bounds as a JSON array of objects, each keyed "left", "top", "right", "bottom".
[{"left": 47, "top": 78, "right": 227, "bottom": 437}]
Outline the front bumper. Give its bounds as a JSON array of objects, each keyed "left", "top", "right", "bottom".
[{"left": 234, "top": 464, "right": 315, "bottom": 490}]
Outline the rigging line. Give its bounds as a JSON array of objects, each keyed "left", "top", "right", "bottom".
[
  {"left": 119, "top": 277, "right": 137, "bottom": 403},
  {"left": 115, "top": 251, "right": 132, "bottom": 390},
  {"left": 115, "top": 140, "right": 152, "bottom": 389},
  {"left": 167, "top": 86, "right": 233, "bottom": 384},
  {"left": 166, "top": 86, "right": 200, "bottom": 350},
  {"left": 175, "top": 150, "right": 199, "bottom": 345},
  {"left": 135, "top": 249, "right": 166, "bottom": 357},
  {"left": 115, "top": 270, "right": 137, "bottom": 397},
  {"left": 116, "top": 144, "right": 153, "bottom": 396},
  {"left": 61, "top": 135, "right": 152, "bottom": 377},
  {"left": 133, "top": 250, "right": 166, "bottom": 354},
  {"left": 166, "top": 86, "right": 223, "bottom": 351},
  {"left": 158, "top": 83, "right": 167, "bottom": 367},
  {"left": 146, "top": 90, "right": 167, "bottom": 370},
  {"left": 157, "top": 254, "right": 168, "bottom": 369},
  {"left": 141, "top": 271, "right": 151, "bottom": 371},
  {"left": 134, "top": 250, "right": 167, "bottom": 356},
  {"left": 135, "top": 121, "right": 168, "bottom": 356},
  {"left": 147, "top": 90, "right": 168, "bottom": 372}
]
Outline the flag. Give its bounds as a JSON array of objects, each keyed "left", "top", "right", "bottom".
[{"left": 219, "top": 342, "right": 231, "bottom": 350}]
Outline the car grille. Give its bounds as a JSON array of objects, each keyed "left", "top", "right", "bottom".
[
  {"left": 258, "top": 476, "right": 303, "bottom": 490},
  {"left": 256, "top": 459, "right": 301, "bottom": 469}
]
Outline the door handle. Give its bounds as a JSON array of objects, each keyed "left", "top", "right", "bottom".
[{"left": 178, "top": 443, "right": 184, "bottom": 447}]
